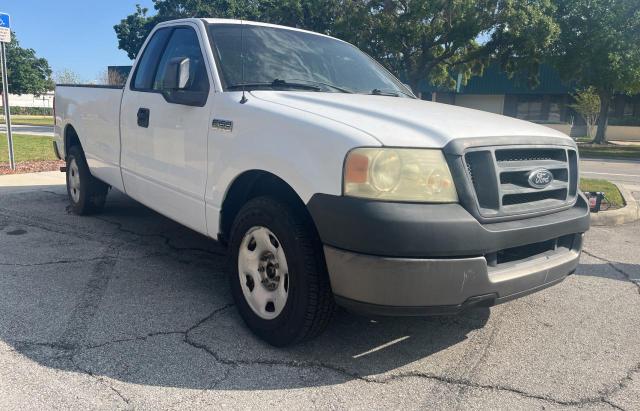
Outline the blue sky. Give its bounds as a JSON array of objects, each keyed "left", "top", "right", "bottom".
[{"left": 3, "top": 0, "right": 155, "bottom": 81}]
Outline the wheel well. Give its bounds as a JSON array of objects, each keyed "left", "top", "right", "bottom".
[
  {"left": 219, "top": 170, "right": 314, "bottom": 244},
  {"left": 64, "top": 125, "right": 82, "bottom": 155}
]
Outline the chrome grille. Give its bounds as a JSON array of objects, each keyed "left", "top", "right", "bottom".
[{"left": 462, "top": 146, "right": 579, "bottom": 219}]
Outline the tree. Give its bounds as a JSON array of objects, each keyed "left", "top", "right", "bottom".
[
  {"left": 549, "top": 0, "right": 640, "bottom": 144},
  {"left": 54, "top": 68, "right": 83, "bottom": 85},
  {"left": 114, "top": 4, "right": 159, "bottom": 61},
  {"left": 570, "top": 87, "right": 600, "bottom": 141},
  {"left": 2, "top": 33, "right": 54, "bottom": 95},
  {"left": 333, "top": 1, "right": 559, "bottom": 94},
  {"left": 115, "top": 1, "right": 558, "bottom": 93},
  {"left": 115, "top": 1, "right": 337, "bottom": 60}
]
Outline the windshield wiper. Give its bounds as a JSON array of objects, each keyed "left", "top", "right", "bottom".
[
  {"left": 370, "top": 88, "right": 400, "bottom": 97},
  {"left": 288, "top": 79, "right": 354, "bottom": 93},
  {"left": 227, "top": 79, "right": 321, "bottom": 91}
]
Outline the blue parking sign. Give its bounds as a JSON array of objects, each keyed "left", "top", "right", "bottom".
[
  {"left": 0, "top": 13, "right": 10, "bottom": 43},
  {"left": 0, "top": 14, "right": 10, "bottom": 29}
]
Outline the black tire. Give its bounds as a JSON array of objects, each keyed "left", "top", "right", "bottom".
[
  {"left": 65, "top": 145, "right": 109, "bottom": 215},
  {"left": 229, "top": 196, "right": 336, "bottom": 346}
]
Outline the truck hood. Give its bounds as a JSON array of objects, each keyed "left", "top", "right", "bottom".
[{"left": 251, "top": 91, "right": 570, "bottom": 148}]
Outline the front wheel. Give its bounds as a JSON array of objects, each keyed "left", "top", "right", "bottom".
[{"left": 229, "top": 196, "right": 336, "bottom": 346}]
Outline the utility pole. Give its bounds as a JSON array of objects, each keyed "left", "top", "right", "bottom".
[{"left": 0, "top": 12, "right": 14, "bottom": 170}]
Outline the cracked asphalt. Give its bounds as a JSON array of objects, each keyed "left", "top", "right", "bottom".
[{"left": 1, "top": 178, "right": 639, "bottom": 410}]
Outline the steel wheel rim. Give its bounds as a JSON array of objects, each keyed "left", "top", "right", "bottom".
[
  {"left": 238, "top": 226, "right": 289, "bottom": 320},
  {"left": 68, "top": 158, "right": 81, "bottom": 203}
]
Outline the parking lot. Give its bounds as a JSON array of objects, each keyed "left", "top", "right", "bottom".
[{"left": 1, "top": 176, "right": 639, "bottom": 410}]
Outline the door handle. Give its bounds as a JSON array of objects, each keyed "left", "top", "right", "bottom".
[{"left": 137, "top": 108, "right": 150, "bottom": 128}]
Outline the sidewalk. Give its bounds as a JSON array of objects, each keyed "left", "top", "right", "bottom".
[{"left": 0, "top": 171, "right": 65, "bottom": 192}]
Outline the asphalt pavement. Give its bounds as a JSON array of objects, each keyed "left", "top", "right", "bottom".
[
  {"left": 0, "top": 172, "right": 639, "bottom": 409},
  {"left": 0, "top": 124, "right": 54, "bottom": 137},
  {"left": 581, "top": 158, "right": 640, "bottom": 190}
]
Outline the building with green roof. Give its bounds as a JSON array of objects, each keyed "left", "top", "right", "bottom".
[{"left": 417, "top": 65, "right": 640, "bottom": 138}]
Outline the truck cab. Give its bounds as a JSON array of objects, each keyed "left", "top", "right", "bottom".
[{"left": 54, "top": 18, "right": 590, "bottom": 346}]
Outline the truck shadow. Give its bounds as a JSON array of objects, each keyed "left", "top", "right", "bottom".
[{"left": 2, "top": 185, "right": 635, "bottom": 392}]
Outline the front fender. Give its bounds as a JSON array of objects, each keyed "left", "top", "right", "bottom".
[{"left": 204, "top": 92, "right": 380, "bottom": 236}]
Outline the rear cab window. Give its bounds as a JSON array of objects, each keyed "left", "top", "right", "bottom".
[{"left": 132, "top": 28, "right": 171, "bottom": 90}]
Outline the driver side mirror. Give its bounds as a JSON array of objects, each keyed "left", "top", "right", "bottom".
[
  {"left": 162, "top": 57, "right": 191, "bottom": 90},
  {"left": 160, "top": 56, "right": 208, "bottom": 107}
]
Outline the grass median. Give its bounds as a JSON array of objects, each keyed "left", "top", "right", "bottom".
[
  {"left": 0, "top": 134, "right": 57, "bottom": 162},
  {"left": 580, "top": 178, "right": 625, "bottom": 208},
  {"left": 578, "top": 143, "right": 640, "bottom": 160}
]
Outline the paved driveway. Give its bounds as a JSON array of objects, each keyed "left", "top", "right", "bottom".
[{"left": 0, "top": 178, "right": 639, "bottom": 409}]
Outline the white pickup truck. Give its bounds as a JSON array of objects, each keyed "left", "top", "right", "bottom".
[{"left": 55, "top": 18, "right": 590, "bottom": 346}]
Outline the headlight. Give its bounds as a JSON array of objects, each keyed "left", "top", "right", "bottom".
[{"left": 343, "top": 148, "right": 458, "bottom": 202}]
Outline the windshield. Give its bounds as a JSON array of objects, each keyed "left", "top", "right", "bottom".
[{"left": 207, "top": 24, "right": 412, "bottom": 97}]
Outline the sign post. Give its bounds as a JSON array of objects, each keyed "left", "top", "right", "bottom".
[{"left": 0, "top": 12, "right": 14, "bottom": 170}]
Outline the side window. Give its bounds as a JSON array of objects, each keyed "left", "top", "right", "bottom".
[
  {"left": 132, "top": 28, "right": 171, "bottom": 90},
  {"left": 153, "top": 28, "right": 209, "bottom": 92}
]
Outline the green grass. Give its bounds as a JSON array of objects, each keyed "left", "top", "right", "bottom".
[
  {"left": 578, "top": 143, "right": 640, "bottom": 160},
  {"left": 580, "top": 178, "right": 625, "bottom": 208},
  {"left": 0, "top": 134, "right": 57, "bottom": 162},
  {"left": 1, "top": 115, "right": 54, "bottom": 126}
]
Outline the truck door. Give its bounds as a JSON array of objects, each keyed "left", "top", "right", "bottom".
[{"left": 120, "top": 24, "right": 213, "bottom": 234}]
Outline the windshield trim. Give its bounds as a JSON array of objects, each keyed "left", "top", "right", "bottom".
[{"left": 206, "top": 22, "right": 415, "bottom": 98}]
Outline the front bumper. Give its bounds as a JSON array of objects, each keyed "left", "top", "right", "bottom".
[
  {"left": 325, "top": 235, "right": 581, "bottom": 316},
  {"left": 308, "top": 194, "right": 589, "bottom": 316}
]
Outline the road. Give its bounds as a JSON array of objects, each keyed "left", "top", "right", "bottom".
[
  {"left": 0, "top": 173, "right": 639, "bottom": 409},
  {"left": 581, "top": 158, "right": 640, "bottom": 190},
  {"left": 0, "top": 124, "right": 54, "bottom": 137}
]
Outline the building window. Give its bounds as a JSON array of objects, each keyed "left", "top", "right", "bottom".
[
  {"left": 516, "top": 96, "right": 543, "bottom": 120},
  {"left": 549, "top": 97, "right": 563, "bottom": 123},
  {"left": 512, "top": 95, "right": 565, "bottom": 123}
]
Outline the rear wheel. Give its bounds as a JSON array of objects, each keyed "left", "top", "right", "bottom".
[
  {"left": 229, "top": 196, "right": 336, "bottom": 346},
  {"left": 66, "top": 146, "right": 109, "bottom": 215}
]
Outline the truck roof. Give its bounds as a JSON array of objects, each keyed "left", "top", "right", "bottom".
[{"left": 192, "top": 18, "right": 341, "bottom": 42}]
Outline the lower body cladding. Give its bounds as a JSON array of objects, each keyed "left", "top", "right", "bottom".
[{"left": 307, "top": 194, "right": 590, "bottom": 316}]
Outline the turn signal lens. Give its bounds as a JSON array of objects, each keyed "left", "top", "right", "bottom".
[
  {"left": 343, "top": 148, "right": 458, "bottom": 202},
  {"left": 344, "top": 152, "right": 369, "bottom": 184}
]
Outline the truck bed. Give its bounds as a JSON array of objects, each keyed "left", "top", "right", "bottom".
[
  {"left": 56, "top": 84, "right": 124, "bottom": 89},
  {"left": 54, "top": 84, "right": 125, "bottom": 191}
]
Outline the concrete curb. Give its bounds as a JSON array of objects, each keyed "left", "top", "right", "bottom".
[{"left": 590, "top": 183, "right": 639, "bottom": 226}]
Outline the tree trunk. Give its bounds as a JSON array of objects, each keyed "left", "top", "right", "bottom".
[{"left": 594, "top": 90, "right": 611, "bottom": 144}]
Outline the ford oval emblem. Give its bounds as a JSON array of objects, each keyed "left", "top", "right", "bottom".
[{"left": 528, "top": 168, "right": 553, "bottom": 189}]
